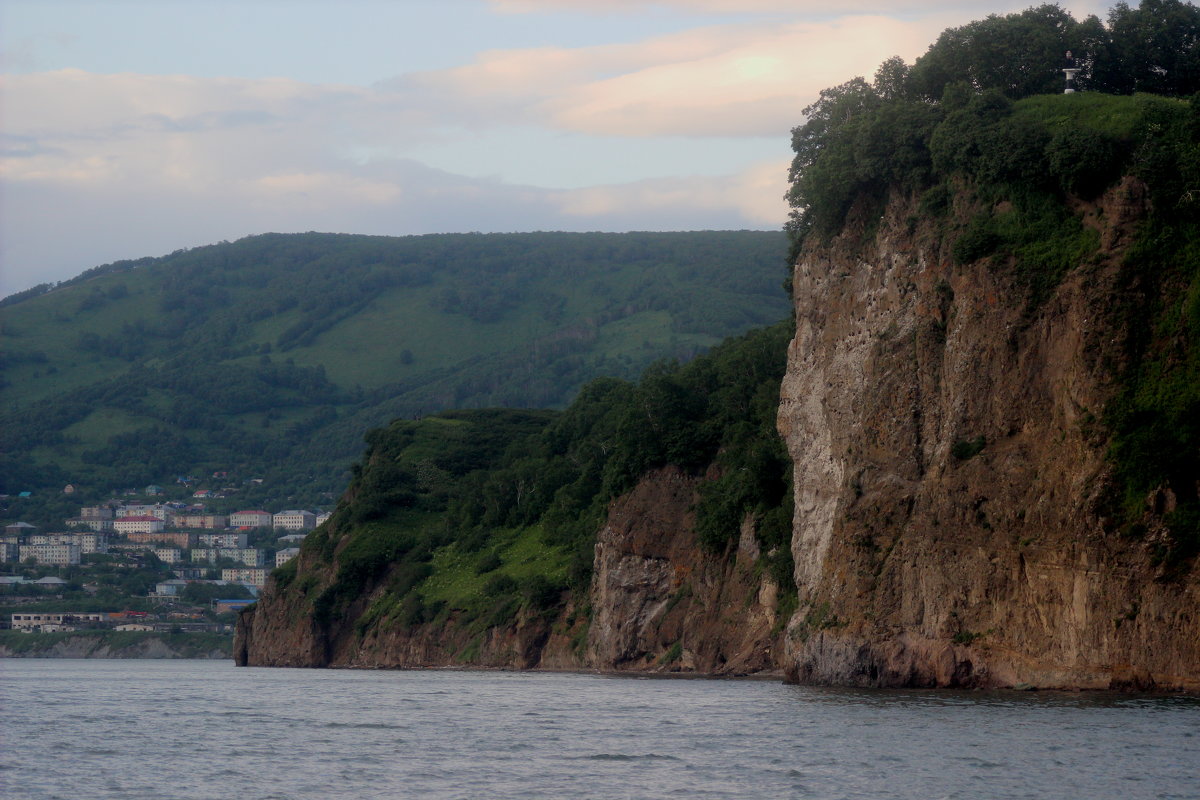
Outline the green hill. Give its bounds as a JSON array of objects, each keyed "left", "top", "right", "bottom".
[{"left": 0, "top": 230, "right": 789, "bottom": 519}]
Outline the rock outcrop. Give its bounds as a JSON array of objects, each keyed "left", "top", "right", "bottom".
[
  {"left": 588, "top": 466, "right": 779, "bottom": 675},
  {"left": 777, "top": 181, "right": 1200, "bottom": 690}
]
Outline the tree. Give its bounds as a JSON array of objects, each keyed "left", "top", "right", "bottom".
[
  {"left": 1098, "top": 0, "right": 1200, "bottom": 95},
  {"left": 786, "top": 78, "right": 881, "bottom": 239},
  {"left": 873, "top": 56, "right": 911, "bottom": 100},
  {"left": 908, "top": 5, "right": 1097, "bottom": 100}
]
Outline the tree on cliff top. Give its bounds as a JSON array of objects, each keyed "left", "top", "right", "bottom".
[
  {"left": 786, "top": 0, "right": 1200, "bottom": 247},
  {"left": 907, "top": 4, "right": 1104, "bottom": 100},
  {"left": 906, "top": 1, "right": 1199, "bottom": 101}
]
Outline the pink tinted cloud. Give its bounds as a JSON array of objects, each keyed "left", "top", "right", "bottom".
[{"left": 411, "top": 16, "right": 939, "bottom": 137}]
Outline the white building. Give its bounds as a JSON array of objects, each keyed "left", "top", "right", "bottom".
[
  {"left": 80, "top": 506, "right": 114, "bottom": 520},
  {"left": 153, "top": 548, "right": 183, "bottom": 564},
  {"left": 66, "top": 517, "right": 115, "bottom": 532},
  {"left": 190, "top": 548, "right": 263, "bottom": 567},
  {"left": 197, "top": 531, "right": 248, "bottom": 549},
  {"left": 275, "top": 547, "right": 300, "bottom": 567},
  {"left": 222, "top": 548, "right": 264, "bottom": 567},
  {"left": 11, "top": 611, "right": 106, "bottom": 631},
  {"left": 315, "top": 511, "right": 332, "bottom": 526},
  {"left": 113, "top": 516, "right": 164, "bottom": 535},
  {"left": 18, "top": 543, "right": 81, "bottom": 566},
  {"left": 273, "top": 510, "right": 316, "bottom": 531},
  {"left": 116, "top": 504, "right": 171, "bottom": 521},
  {"left": 191, "top": 548, "right": 219, "bottom": 564},
  {"left": 222, "top": 567, "right": 267, "bottom": 587},
  {"left": 153, "top": 579, "right": 188, "bottom": 596},
  {"left": 28, "top": 532, "right": 107, "bottom": 554},
  {"left": 229, "top": 510, "right": 273, "bottom": 528}
]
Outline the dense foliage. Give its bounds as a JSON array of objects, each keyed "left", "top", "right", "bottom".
[
  {"left": 294, "top": 321, "right": 795, "bottom": 640},
  {"left": 0, "top": 230, "right": 788, "bottom": 512},
  {"left": 788, "top": 1, "right": 1200, "bottom": 249}
]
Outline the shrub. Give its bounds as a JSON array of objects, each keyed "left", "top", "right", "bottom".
[
  {"left": 1046, "top": 127, "right": 1125, "bottom": 198},
  {"left": 953, "top": 216, "right": 1002, "bottom": 264}
]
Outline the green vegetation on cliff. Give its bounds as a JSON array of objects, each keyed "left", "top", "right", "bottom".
[
  {"left": 277, "top": 321, "right": 795, "bottom": 646},
  {"left": 0, "top": 230, "right": 788, "bottom": 515}
]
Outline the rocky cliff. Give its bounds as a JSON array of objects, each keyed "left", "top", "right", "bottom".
[
  {"left": 237, "top": 466, "right": 782, "bottom": 674},
  {"left": 777, "top": 179, "right": 1200, "bottom": 690}
]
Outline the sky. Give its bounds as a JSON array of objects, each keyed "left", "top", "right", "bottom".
[{"left": 0, "top": 0, "right": 1109, "bottom": 296}]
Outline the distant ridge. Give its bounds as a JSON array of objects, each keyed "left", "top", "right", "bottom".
[{"left": 0, "top": 230, "right": 789, "bottom": 515}]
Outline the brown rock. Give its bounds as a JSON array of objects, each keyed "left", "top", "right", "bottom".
[{"left": 777, "top": 185, "right": 1199, "bottom": 691}]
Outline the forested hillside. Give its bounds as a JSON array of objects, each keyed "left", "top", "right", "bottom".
[{"left": 0, "top": 230, "right": 788, "bottom": 520}]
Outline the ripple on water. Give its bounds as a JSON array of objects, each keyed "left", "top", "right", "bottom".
[
  {"left": 3, "top": 662, "right": 1197, "bottom": 800},
  {"left": 323, "top": 720, "right": 398, "bottom": 730},
  {"left": 578, "top": 753, "right": 684, "bottom": 762}
]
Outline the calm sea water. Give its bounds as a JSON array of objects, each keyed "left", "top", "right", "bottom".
[{"left": 1, "top": 659, "right": 1197, "bottom": 800}]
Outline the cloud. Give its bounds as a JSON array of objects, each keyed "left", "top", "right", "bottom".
[
  {"left": 404, "top": 15, "right": 945, "bottom": 138},
  {"left": 557, "top": 158, "right": 788, "bottom": 226},
  {"left": 0, "top": 63, "right": 788, "bottom": 295},
  {"left": 546, "top": 17, "right": 933, "bottom": 136},
  {"left": 0, "top": 2, "right": 1050, "bottom": 295},
  {"left": 248, "top": 171, "right": 402, "bottom": 209}
]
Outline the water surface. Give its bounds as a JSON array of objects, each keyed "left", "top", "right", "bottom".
[{"left": 1, "top": 659, "right": 1196, "bottom": 799}]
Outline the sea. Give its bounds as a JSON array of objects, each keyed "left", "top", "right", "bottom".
[{"left": 1, "top": 659, "right": 1197, "bottom": 800}]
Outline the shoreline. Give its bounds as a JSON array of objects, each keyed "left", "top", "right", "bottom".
[
  {"left": 8, "top": 646, "right": 1198, "bottom": 695},
  {"left": 0, "top": 630, "right": 232, "bottom": 660}
]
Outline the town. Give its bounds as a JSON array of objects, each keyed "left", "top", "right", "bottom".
[{"left": 0, "top": 492, "right": 329, "bottom": 635}]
